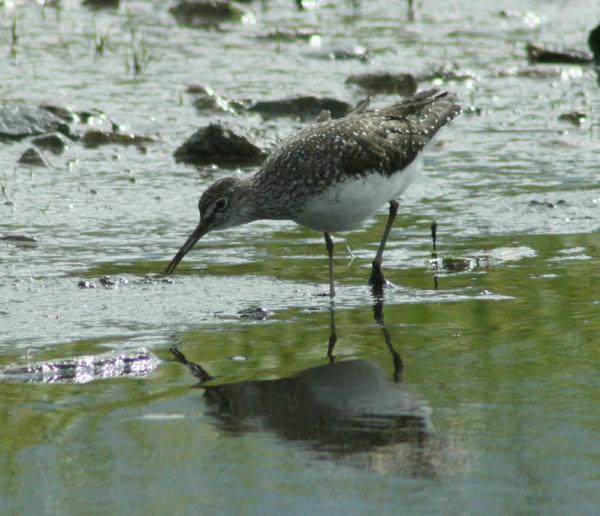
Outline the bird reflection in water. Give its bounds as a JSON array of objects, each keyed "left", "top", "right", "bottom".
[{"left": 171, "top": 292, "right": 438, "bottom": 477}]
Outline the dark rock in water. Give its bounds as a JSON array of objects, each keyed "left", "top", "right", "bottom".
[
  {"left": 78, "top": 280, "right": 97, "bottom": 289},
  {"left": 193, "top": 95, "right": 243, "bottom": 114},
  {"left": 529, "top": 199, "right": 567, "bottom": 208},
  {"left": 32, "top": 132, "right": 69, "bottom": 155},
  {"left": 39, "top": 104, "right": 77, "bottom": 123},
  {"left": 170, "top": 0, "right": 246, "bottom": 27},
  {"left": 75, "top": 110, "right": 120, "bottom": 133},
  {"left": 440, "top": 256, "right": 474, "bottom": 273},
  {"left": 187, "top": 85, "right": 248, "bottom": 114},
  {"left": 237, "top": 307, "right": 270, "bottom": 320},
  {"left": 174, "top": 123, "right": 267, "bottom": 166},
  {"left": 558, "top": 111, "right": 586, "bottom": 126},
  {"left": 257, "top": 28, "right": 318, "bottom": 42},
  {"left": 345, "top": 72, "right": 417, "bottom": 95},
  {"left": 0, "top": 105, "right": 69, "bottom": 140},
  {"left": 588, "top": 24, "right": 600, "bottom": 61},
  {"left": 78, "top": 110, "right": 101, "bottom": 124},
  {"left": 82, "top": 0, "right": 119, "bottom": 8},
  {"left": 79, "top": 276, "right": 168, "bottom": 289},
  {"left": 139, "top": 275, "right": 175, "bottom": 285},
  {"left": 186, "top": 84, "right": 213, "bottom": 94},
  {"left": 99, "top": 275, "right": 128, "bottom": 287},
  {"left": 18, "top": 148, "right": 49, "bottom": 167},
  {"left": 529, "top": 23, "right": 600, "bottom": 66},
  {"left": 526, "top": 43, "right": 592, "bottom": 64},
  {"left": 248, "top": 96, "right": 351, "bottom": 120},
  {"left": 0, "top": 234, "right": 38, "bottom": 244},
  {"left": 82, "top": 130, "right": 155, "bottom": 148}
]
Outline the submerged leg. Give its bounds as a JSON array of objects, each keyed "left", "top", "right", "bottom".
[
  {"left": 369, "top": 200, "right": 399, "bottom": 288},
  {"left": 169, "top": 347, "right": 213, "bottom": 384},
  {"left": 324, "top": 232, "right": 336, "bottom": 298},
  {"left": 372, "top": 298, "right": 403, "bottom": 382}
]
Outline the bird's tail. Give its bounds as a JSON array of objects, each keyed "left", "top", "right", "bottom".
[{"left": 380, "top": 89, "right": 462, "bottom": 136}]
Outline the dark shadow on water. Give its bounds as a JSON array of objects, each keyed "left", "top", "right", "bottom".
[{"left": 171, "top": 293, "right": 436, "bottom": 477}]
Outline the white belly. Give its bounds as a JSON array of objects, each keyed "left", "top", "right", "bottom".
[{"left": 293, "top": 156, "right": 423, "bottom": 232}]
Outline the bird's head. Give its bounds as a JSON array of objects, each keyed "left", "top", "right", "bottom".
[{"left": 165, "top": 176, "right": 251, "bottom": 274}]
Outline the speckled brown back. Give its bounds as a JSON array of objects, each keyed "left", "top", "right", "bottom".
[{"left": 251, "top": 89, "right": 461, "bottom": 217}]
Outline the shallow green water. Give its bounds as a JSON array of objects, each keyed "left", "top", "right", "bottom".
[{"left": 1, "top": 0, "right": 599, "bottom": 514}]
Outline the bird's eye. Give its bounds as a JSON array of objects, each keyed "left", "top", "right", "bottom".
[{"left": 215, "top": 198, "right": 228, "bottom": 211}]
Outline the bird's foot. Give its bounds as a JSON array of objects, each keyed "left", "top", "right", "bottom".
[
  {"left": 368, "top": 261, "right": 395, "bottom": 294},
  {"left": 368, "top": 260, "right": 384, "bottom": 286}
]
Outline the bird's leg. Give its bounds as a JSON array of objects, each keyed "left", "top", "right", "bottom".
[
  {"left": 369, "top": 200, "right": 399, "bottom": 288},
  {"left": 431, "top": 220, "right": 439, "bottom": 290},
  {"left": 324, "top": 232, "right": 336, "bottom": 298},
  {"left": 326, "top": 301, "right": 337, "bottom": 363}
]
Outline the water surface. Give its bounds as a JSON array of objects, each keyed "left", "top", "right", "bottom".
[{"left": 1, "top": 0, "right": 599, "bottom": 514}]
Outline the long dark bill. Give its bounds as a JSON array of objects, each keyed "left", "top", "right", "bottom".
[{"left": 165, "top": 223, "right": 209, "bottom": 274}]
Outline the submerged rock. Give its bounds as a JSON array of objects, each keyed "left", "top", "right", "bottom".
[
  {"left": 99, "top": 275, "right": 129, "bottom": 287},
  {"left": 0, "top": 105, "right": 69, "bottom": 140},
  {"left": 248, "top": 96, "right": 351, "bottom": 120},
  {"left": 78, "top": 276, "right": 171, "bottom": 289},
  {"left": 81, "top": 0, "right": 119, "bottom": 8},
  {"left": 0, "top": 234, "right": 38, "bottom": 244},
  {"left": 81, "top": 130, "right": 155, "bottom": 148},
  {"left": 440, "top": 256, "right": 475, "bottom": 272},
  {"left": 237, "top": 307, "right": 270, "bottom": 320},
  {"left": 193, "top": 94, "right": 245, "bottom": 114},
  {"left": 187, "top": 85, "right": 248, "bottom": 114},
  {"left": 526, "top": 43, "right": 592, "bottom": 64},
  {"left": 529, "top": 199, "right": 567, "bottom": 208},
  {"left": 40, "top": 105, "right": 113, "bottom": 130},
  {"left": 558, "top": 111, "right": 586, "bottom": 126},
  {"left": 77, "top": 280, "right": 97, "bottom": 289},
  {"left": 430, "top": 254, "right": 484, "bottom": 273},
  {"left": 588, "top": 23, "right": 600, "bottom": 61},
  {"left": 257, "top": 28, "right": 318, "bottom": 42},
  {"left": 138, "top": 275, "right": 175, "bottom": 285},
  {"left": 526, "top": 24, "right": 600, "bottom": 66},
  {"left": 18, "top": 148, "right": 49, "bottom": 167},
  {"left": 32, "top": 132, "right": 69, "bottom": 155},
  {"left": 170, "top": 0, "right": 246, "bottom": 27},
  {"left": 345, "top": 72, "right": 417, "bottom": 95},
  {"left": 174, "top": 123, "right": 267, "bottom": 166}
]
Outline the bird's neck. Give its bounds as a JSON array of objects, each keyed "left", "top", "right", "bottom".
[
  {"left": 245, "top": 174, "right": 292, "bottom": 222},
  {"left": 233, "top": 177, "right": 267, "bottom": 224}
]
